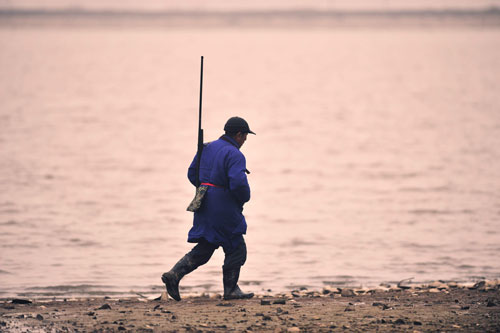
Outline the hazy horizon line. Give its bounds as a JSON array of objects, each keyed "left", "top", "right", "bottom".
[
  {"left": 2, "top": 6, "right": 499, "bottom": 28},
  {"left": 1, "top": 6, "right": 499, "bottom": 16}
]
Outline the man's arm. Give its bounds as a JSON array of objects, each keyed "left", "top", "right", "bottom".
[
  {"left": 187, "top": 154, "right": 197, "bottom": 186},
  {"left": 226, "top": 151, "right": 251, "bottom": 205}
]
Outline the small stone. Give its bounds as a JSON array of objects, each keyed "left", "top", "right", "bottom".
[
  {"left": 428, "top": 281, "right": 448, "bottom": 290},
  {"left": 394, "top": 318, "right": 405, "bottom": 325},
  {"left": 118, "top": 326, "right": 126, "bottom": 331},
  {"left": 36, "top": 314, "right": 44, "bottom": 320},
  {"left": 486, "top": 300, "right": 496, "bottom": 307},
  {"left": 153, "top": 305, "right": 160, "bottom": 311},
  {"left": 322, "top": 286, "right": 334, "bottom": 294},
  {"left": 344, "top": 306, "right": 355, "bottom": 312},
  {"left": 87, "top": 312, "right": 95, "bottom": 316},
  {"left": 11, "top": 299, "right": 32, "bottom": 304},
  {"left": 461, "top": 305, "right": 470, "bottom": 310},
  {"left": 340, "top": 289, "right": 355, "bottom": 297},
  {"left": 372, "top": 302, "right": 389, "bottom": 310},
  {"left": 413, "top": 321, "right": 422, "bottom": 325},
  {"left": 273, "top": 299, "right": 286, "bottom": 305},
  {"left": 216, "top": 302, "right": 234, "bottom": 307},
  {"left": 262, "top": 315, "right": 272, "bottom": 321},
  {"left": 260, "top": 300, "right": 271, "bottom": 305},
  {"left": 470, "top": 281, "right": 486, "bottom": 290},
  {"left": 97, "top": 304, "right": 112, "bottom": 310}
]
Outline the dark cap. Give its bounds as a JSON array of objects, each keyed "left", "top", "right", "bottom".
[{"left": 224, "top": 116, "right": 256, "bottom": 135}]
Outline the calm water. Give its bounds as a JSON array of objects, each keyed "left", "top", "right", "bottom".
[{"left": 1, "top": 18, "right": 500, "bottom": 298}]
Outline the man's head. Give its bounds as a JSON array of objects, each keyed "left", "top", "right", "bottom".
[{"left": 224, "top": 116, "right": 255, "bottom": 147}]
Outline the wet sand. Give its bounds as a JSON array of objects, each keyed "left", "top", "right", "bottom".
[{"left": 1, "top": 281, "right": 499, "bottom": 332}]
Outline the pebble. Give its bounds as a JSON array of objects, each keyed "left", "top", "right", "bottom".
[
  {"left": 372, "top": 302, "right": 390, "bottom": 310},
  {"left": 486, "top": 300, "right": 497, "bottom": 307},
  {"left": 273, "top": 299, "right": 286, "bottom": 305},
  {"left": 322, "top": 286, "right": 339, "bottom": 294},
  {"left": 260, "top": 300, "right": 271, "bottom": 305},
  {"left": 341, "top": 289, "right": 355, "bottom": 297},
  {"left": 36, "top": 314, "right": 44, "bottom": 320},
  {"left": 97, "top": 304, "right": 112, "bottom": 310},
  {"left": 394, "top": 318, "right": 406, "bottom": 325},
  {"left": 216, "top": 302, "right": 234, "bottom": 307},
  {"left": 428, "top": 281, "right": 448, "bottom": 290},
  {"left": 470, "top": 281, "right": 486, "bottom": 290},
  {"left": 11, "top": 299, "right": 32, "bottom": 304}
]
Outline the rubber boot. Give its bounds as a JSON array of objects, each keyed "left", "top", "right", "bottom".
[
  {"left": 161, "top": 255, "right": 198, "bottom": 301},
  {"left": 223, "top": 266, "right": 254, "bottom": 300}
]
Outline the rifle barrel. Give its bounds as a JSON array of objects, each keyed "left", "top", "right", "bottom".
[
  {"left": 195, "top": 56, "right": 204, "bottom": 187},
  {"left": 198, "top": 56, "right": 203, "bottom": 132}
]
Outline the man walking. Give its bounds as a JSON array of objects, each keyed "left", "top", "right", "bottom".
[{"left": 162, "top": 116, "right": 255, "bottom": 301}]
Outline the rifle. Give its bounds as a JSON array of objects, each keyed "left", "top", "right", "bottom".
[
  {"left": 186, "top": 56, "right": 207, "bottom": 212},
  {"left": 195, "top": 56, "right": 204, "bottom": 188}
]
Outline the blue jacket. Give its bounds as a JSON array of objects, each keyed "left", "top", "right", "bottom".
[{"left": 187, "top": 135, "right": 250, "bottom": 249}]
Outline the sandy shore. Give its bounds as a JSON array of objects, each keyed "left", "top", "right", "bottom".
[{"left": 1, "top": 281, "right": 499, "bottom": 332}]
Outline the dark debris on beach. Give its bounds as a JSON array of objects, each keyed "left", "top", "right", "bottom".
[{"left": 1, "top": 280, "right": 499, "bottom": 332}]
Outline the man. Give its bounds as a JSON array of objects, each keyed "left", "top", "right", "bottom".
[{"left": 162, "top": 116, "right": 255, "bottom": 301}]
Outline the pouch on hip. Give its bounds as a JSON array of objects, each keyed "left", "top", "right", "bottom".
[{"left": 187, "top": 186, "right": 208, "bottom": 212}]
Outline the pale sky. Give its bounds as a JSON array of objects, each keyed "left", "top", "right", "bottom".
[{"left": 1, "top": 0, "right": 499, "bottom": 11}]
